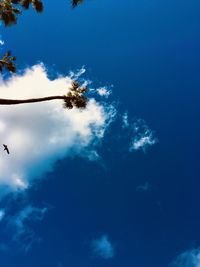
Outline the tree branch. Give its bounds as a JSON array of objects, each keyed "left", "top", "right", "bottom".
[{"left": 0, "top": 95, "right": 66, "bottom": 105}]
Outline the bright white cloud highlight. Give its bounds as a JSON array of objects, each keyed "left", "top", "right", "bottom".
[
  {"left": 91, "top": 235, "right": 114, "bottom": 259},
  {"left": 0, "top": 31, "right": 4, "bottom": 46},
  {"left": 171, "top": 248, "right": 200, "bottom": 267},
  {"left": 0, "top": 209, "right": 5, "bottom": 221},
  {"left": 132, "top": 135, "right": 156, "bottom": 151},
  {"left": 130, "top": 119, "right": 157, "bottom": 152},
  {"left": 0, "top": 64, "right": 115, "bottom": 194}
]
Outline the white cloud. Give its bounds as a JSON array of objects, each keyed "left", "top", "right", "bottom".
[
  {"left": 131, "top": 135, "right": 156, "bottom": 151},
  {"left": 69, "top": 67, "right": 86, "bottom": 80},
  {"left": 96, "top": 87, "right": 111, "bottom": 98},
  {"left": 130, "top": 119, "right": 157, "bottom": 152},
  {"left": 171, "top": 248, "right": 200, "bottom": 267},
  {"left": 122, "top": 112, "right": 129, "bottom": 128},
  {"left": 0, "top": 64, "right": 115, "bottom": 195},
  {"left": 0, "top": 209, "right": 5, "bottom": 221},
  {"left": 91, "top": 235, "right": 114, "bottom": 259},
  {"left": 0, "top": 30, "right": 4, "bottom": 46}
]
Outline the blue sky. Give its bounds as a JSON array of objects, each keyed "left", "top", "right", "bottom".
[{"left": 0, "top": 0, "right": 200, "bottom": 266}]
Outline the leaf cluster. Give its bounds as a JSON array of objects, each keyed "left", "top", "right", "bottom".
[
  {"left": 64, "top": 81, "right": 88, "bottom": 109},
  {"left": 0, "top": 0, "right": 84, "bottom": 26},
  {"left": 0, "top": 0, "right": 43, "bottom": 26},
  {"left": 0, "top": 0, "right": 88, "bottom": 109},
  {"left": 72, "top": 0, "right": 84, "bottom": 8},
  {"left": 0, "top": 51, "right": 16, "bottom": 72}
]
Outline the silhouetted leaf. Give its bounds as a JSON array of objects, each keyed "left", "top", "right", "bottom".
[
  {"left": 72, "top": 0, "right": 84, "bottom": 8},
  {"left": 0, "top": 51, "right": 16, "bottom": 73}
]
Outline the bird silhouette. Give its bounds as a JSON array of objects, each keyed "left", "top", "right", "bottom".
[{"left": 3, "top": 144, "right": 9, "bottom": 154}]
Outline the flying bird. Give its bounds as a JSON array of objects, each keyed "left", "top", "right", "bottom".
[{"left": 3, "top": 144, "right": 9, "bottom": 154}]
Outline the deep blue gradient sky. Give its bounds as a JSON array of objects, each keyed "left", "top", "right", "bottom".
[{"left": 1, "top": 0, "right": 200, "bottom": 266}]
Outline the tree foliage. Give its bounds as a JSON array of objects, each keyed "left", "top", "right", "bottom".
[
  {"left": 0, "top": 0, "right": 84, "bottom": 26},
  {"left": 0, "top": 0, "right": 85, "bottom": 73},
  {"left": 0, "top": 0, "right": 88, "bottom": 109},
  {"left": 0, "top": 0, "right": 42, "bottom": 26},
  {"left": 0, "top": 51, "right": 16, "bottom": 72}
]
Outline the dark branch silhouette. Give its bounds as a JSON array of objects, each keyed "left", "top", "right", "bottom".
[{"left": 0, "top": 81, "right": 88, "bottom": 109}]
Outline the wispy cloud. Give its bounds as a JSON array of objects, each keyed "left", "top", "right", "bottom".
[
  {"left": 96, "top": 87, "right": 111, "bottom": 98},
  {"left": 13, "top": 205, "right": 47, "bottom": 231},
  {"left": 122, "top": 111, "right": 129, "bottom": 128},
  {"left": 131, "top": 135, "right": 156, "bottom": 151},
  {"left": 0, "top": 27, "right": 4, "bottom": 46},
  {"left": 69, "top": 67, "right": 86, "bottom": 80},
  {"left": 0, "top": 64, "right": 116, "bottom": 196},
  {"left": 0, "top": 28, "right": 4, "bottom": 47},
  {"left": 171, "top": 247, "right": 200, "bottom": 267},
  {"left": 91, "top": 235, "right": 114, "bottom": 259},
  {"left": 129, "top": 119, "right": 158, "bottom": 152},
  {"left": 8, "top": 205, "right": 48, "bottom": 252},
  {"left": 136, "top": 182, "right": 152, "bottom": 192}
]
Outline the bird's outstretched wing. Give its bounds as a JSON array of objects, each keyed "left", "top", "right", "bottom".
[{"left": 3, "top": 144, "right": 9, "bottom": 154}]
